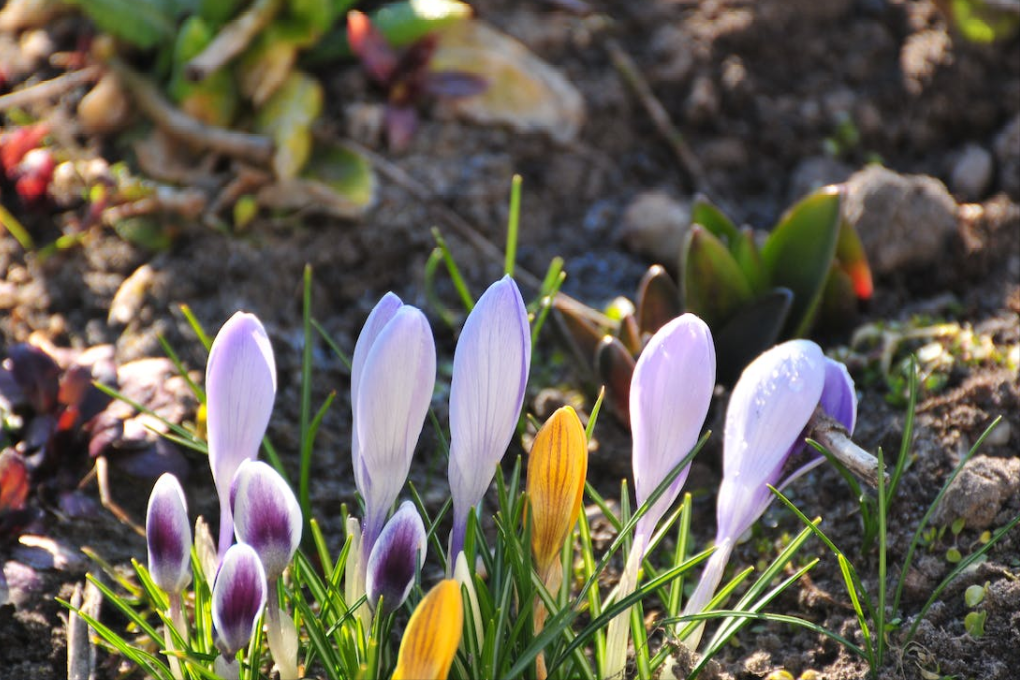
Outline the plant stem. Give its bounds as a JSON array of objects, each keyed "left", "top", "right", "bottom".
[
  {"left": 603, "top": 533, "right": 646, "bottom": 679},
  {"left": 809, "top": 407, "right": 884, "bottom": 487}
]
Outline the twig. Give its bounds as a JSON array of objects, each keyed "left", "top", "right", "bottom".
[
  {"left": 0, "top": 67, "right": 101, "bottom": 112},
  {"left": 809, "top": 408, "right": 885, "bottom": 488},
  {"left": 106, "top": 58, "right": 274, "bottom": 166},
  {"left": 185, "top": 0, "right": 283, "bottom": 81},
  {"left": 604, "top": 38, "right": 715, "bottom": 199}
]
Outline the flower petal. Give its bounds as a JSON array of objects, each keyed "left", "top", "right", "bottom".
[
  {"left": 212, "top": 543, "right": 267, "bottom": 658},
  {"left": 356, "top": 306, "right": 436, "bottom": 542},
  {"left": 821, "top": 357, "right": 857, "bottom": 433},
  {"left": 206, "top": 312, "right": 276, "bottom": 555},
  {"left": 392, "top": 579, "right": 463, "bottom": 680},
  {"left": 527, "top": 406, "right": 587, "bottom": 582},
  {"left": 366, "top": 501, "right": 427, "bottom": 615},
  {"left": 716, "top": 339, "right": 826, "bottom": 539},
  {"left": 231, "top": 461, "right": 302, "bottom": 581},
  {"left": 630, "top": 314, "right": 715, "bottom": 545},
  {"left": 448, "top": 276, "right": 530, "bottom": 552},
  {"left": 146, "top": 473, "right": 192, "bottom": 594},
  {"left": 351, "top": 293, "right": 404, "bottom": 495}
]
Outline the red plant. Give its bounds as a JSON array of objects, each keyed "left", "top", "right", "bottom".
[{"left": 347, "top": 11, "right": 487, "bottom": 151}]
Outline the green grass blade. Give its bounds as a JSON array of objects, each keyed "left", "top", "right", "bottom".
[{"left": 505, "top": 174, "right": 522, "bottom": 277}]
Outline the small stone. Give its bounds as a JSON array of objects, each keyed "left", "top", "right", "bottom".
[
  {"left": 950, "top": 144, "right": 994, "bottom": 202},
  {"left": 842, "top": 165, "right": 958, "bottom": 275},
  {"left": 616, "top": 190, "right": 691, "bottom": 266},
  {"left": 933, "top": 455, "right": 1020, "bottom": 530}
]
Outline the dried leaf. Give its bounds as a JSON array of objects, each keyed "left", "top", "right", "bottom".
[
  {"left": 0, "top": 450, "right": 29, "bottom": 512},
  {"left": 430, "top": 19, "right": 585, "bottom": 143}
]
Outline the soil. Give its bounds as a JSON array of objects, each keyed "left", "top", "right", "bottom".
[{"left": 1, "top": 1, "right": 1019, "bottom": 679}]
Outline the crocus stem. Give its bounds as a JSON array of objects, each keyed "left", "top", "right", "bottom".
[
  {"left": 165, "top": 594, "right": 186, "bottom": 680},
  {"left": 679, "top": 537, "right": 733, "bottom": 651},
  {"left": 214, "top": 656, "right": 240, "bottom": 680},
  {"left": 448, "top": 509, "right": 468, "bottom": 574},
  {"left": 603, "top": 532, "right": 647, "bottom": 679},
  {"left": 534, "top": 567, "right": 563, "bottom": 680},
  {"left": 217, "top": 495, "right": 234, "bottom": 563},
  {"left": 266, "top": 580, "right": 299, "bottom": 680}
]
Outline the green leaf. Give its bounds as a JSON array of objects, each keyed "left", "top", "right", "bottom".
[
  {"left": 964, "top": 584, "right": 986, "bottom": 607},
  {"left": 682, "top": 225, "right": 754, "bottom": 329},
  {"left": 816, "top": 263, "right": 858, "bottom": 334},
  {"left": 690, "top": 194, "right": 740, "bottom": 246},
  {"left": 834, "top": 216, "right": 873, "bottom": 300},
  {"left": 68, "top": 0, "right": 177, "bottom": 49},
  {"left": 302, "top": 142, "right": 376, "bottom": 210},
  {"left": 169, "top": 16, "right": 239, "bottom": 126},
  {"left": 964, "top": 609, "right": 987, "bottom": 637},
  {"left": 731, "top": 226, "right": 767, "bottom": 293},
  {"left": 254, "top": 70, "right": 323, "bottom": 179},
  {"left": 712, "top": 287, "right": 793, "bottom": 386},
  {"left": 760, "top": 185, "right": 842, "bottom": 338}
]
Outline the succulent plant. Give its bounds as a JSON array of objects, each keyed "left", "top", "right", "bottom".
[{"left": 555, "top": 185, "right": 873, "bottom": 424}]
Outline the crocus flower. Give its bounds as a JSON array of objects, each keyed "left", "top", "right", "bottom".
[
  {"left": 528, "top": 406, "right": 587, "bottom": 588},
  {"left": 630, "top": 314, "right": 716, "bottom": 553},
  {"left": 206, "top": 312, "right": 277, "bottom": 560},
  {"left": 681, "top": 339, "right": 857, "bottom": 648},
  {"left": 231, "top": 460, "right": 302, "bottom": 581},
  {"left": 448, "top": 276, "right": 531, "bottom": 562},
  {"left": 212, "top": 543, "right": 267, "bottom": 659},
  {"left": 146, "top": 473, "right": 191, "bottom": 680},
  {"left": 366, "top": 500, "right": 427, "bottom": 615},
  {"left": 353, "top": 299, "right": 436, "bottom": 557},
  {"left": 146, "top": 473, "right": 192, "bottom": 595},
  {"left": 605, "top": 314, "right": 715, "bottom": 679},
  {"left": 527, "top": 406, "right": 587, "bottom": 680},
  {"left": 391, "top": 579, "right": 463, "bottom": 680}
]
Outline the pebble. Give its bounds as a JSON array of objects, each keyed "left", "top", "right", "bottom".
[
  {"left": 933, "top": 455, "right": 1020, "bottom": 530},
  {"left": 842, "top": 165, "right": 958, "bottom": 275},
  {"left": 616, "top": 190, "right": 691, "bottom": 266},
  {"left": 949, "top": 144, "right": 994, "bottom": 201}
]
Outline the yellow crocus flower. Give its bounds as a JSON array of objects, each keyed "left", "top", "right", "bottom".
[
  {"left": 528, "top": 406, "right": 588, "bottom": 586},
  {"left": 392, "top": 579, "right": 463, "bottom": 680}
]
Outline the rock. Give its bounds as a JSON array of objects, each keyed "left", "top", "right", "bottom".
[
  {"left": 994, "top": 115, "right": 1020, "bottom": 199},
  {"left": 933, "top": 455, "right": 1020, "bottom": 530},
  {"left": 950, "top": 144, "right": 994, "bottom": 201},
  {"left": 684, "top": 74, "right": 719, "bottom": 124},
  {"left": 842, "top": 165, "right": 958, "bottom": 275},
  {"left": 788, "top": 155, "right": 854, "bottom": 204},
  {"left": 616, "top": 191, "right": 691, "bottom": 266}
]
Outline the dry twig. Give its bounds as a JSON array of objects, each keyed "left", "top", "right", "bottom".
[
  {"left": 185, "top": 0, "right": 282, "bottom": 81},
  {"left": 0, "top": 66, "right": 101, "bottom": 113},
  {"left": 605, "top": 38, "right": 716, "bottom": 199},
  {"left": 107, "top": 58, "right": 273, "bottom": 165}
]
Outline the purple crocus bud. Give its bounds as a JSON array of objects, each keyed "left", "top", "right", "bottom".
[
  {"left": 146, "top": 473, "right": 192, "bottom": 595},
  {"left": 682, "top": 340, "right": 857, "bottom": 647},
  {"left": 355, "top": 304, "right": 436, "bottom": 556},
  {"left": 230, "top": 461, "right": 302, "bottom": 582},
  {"left": 212, "top": 543, "right": 267, "bottom": 658},
  {"left": 630, "top": 314, "right": 716, "bottom": 553},
  {"left": 351, "top": 292, "right": 404, "bottom": 499},
  {"left": 366, "top": 501, "right": 427, "bottom": 615},
  {"left": 206, "top": 312, "right": 277, "bottom": 560},
  {"left": 448, "top": 275, "right": 531, "bottom": 562}
]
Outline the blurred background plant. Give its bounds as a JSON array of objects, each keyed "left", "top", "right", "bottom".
[
  {"left": 0, "top": 0, "right": 586, "bottom": 252},
  {"left": 555, "top": 184, "right": 874, "bottom": 424}
]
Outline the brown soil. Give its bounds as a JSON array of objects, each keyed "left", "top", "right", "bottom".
[{"left": 1, "top": 1, "right": 1018, "bottom": 679}]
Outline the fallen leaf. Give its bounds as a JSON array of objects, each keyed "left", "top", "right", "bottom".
[{"left": 430, "top": 20, "right": 585, "bottom": 143}]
